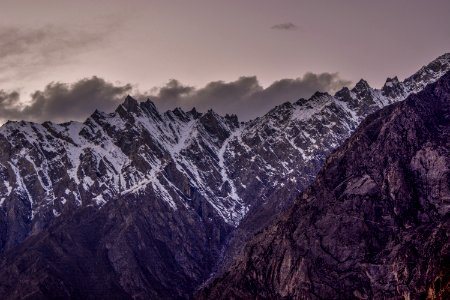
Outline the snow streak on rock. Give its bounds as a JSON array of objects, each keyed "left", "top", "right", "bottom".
[{"left": 0, "top": 53, "right": 448, "bottom": 243}]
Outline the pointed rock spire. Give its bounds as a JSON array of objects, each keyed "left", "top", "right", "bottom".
[
  {"left": 172, "top": 107, "right": 189, "bottom": 122},
  {"left": 140, "top": 98, "right": 162, "bottom": 121},
  {"left": 114, "top": 95, "right": 142, "bottom": 120},
  {"left": 89, "top": 109, "right": 106, "bottom": 124},
  {"left": 335, "top": 86, "right": 352, "bottom": 102},
  {"left": 382, "top": 76, "right": 404, "bottom": 99},
  {"left": 385, "top": 76, "right": 400, "bottom": 85},
  {"left": 351, "top": 79, "right": 372, "bottom": 100},
  {"left": 199, "top": 109, "right": 230, "bottom": 144},
  {"left": 352, "top": 79, "right": 371, "bottom": 92},
  {"left": 311, "top": 91, "right": 331, "bottom": 99},
  {"left": 189, "top": 107, "right": 202, "bottom": 119},
  {"left": 306, "top": 91, "right": 332, "bottom": 105},
  {"left": 142, "top": 98, "right": 158, "bottom": 112},
  {"left": 294, "top": 98, "right": 308, "bottom": 106},
  {"left": 224, "top": 113, "right": 239, "bottom": 129},
  {"left": 122, "top": 95, "right": 140, "bottom": 113}
]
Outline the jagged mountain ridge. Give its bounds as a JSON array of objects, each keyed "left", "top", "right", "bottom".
[
  {"left": 204, "top": 53, "right": 450, "bottom": 272},
  {"left": 0, "top": 54, "right": 449, "bottom": 298},
  {"left": 198, "top": 66, "right": 450, "bottom": 300},
  {"left": 1, "top": 54, "right": 449, "bottom": 240}
]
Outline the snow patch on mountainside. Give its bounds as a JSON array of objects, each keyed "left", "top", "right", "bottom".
[{"left": 0, "top": 53, "right": 448, "bottom": 229}]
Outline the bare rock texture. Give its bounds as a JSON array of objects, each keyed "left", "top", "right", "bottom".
[
  {"left": 0, "top": 54, "right": 448, "bottom": 299},
  {"left": 198, "top": 71, "right": 450, "bottom": 299}
]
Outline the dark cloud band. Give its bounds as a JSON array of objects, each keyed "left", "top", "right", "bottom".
[
  {"left": 147, "top": 73, "right": 351, "bottom": 121},
  {"left": 0, "top": 73, "right": 350, "bottom": 123},
  {"left": 0, "top": 77, "right": 132, "bottom": 123}
]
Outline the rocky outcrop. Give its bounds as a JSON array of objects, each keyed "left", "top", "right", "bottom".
[{"left": 198, "top": 71, "right": 450, "bottom": 299}]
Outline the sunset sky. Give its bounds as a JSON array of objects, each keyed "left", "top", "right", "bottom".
[{"left": 0, "top": 0, "right": 449, "bottom": 123}]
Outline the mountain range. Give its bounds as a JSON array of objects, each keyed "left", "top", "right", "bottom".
[
  {"left": 199, "top": 66, "right": 450, "bottom": 300},
  {"left": 0, "top": 53, "right": 449, "bottom": 298}
]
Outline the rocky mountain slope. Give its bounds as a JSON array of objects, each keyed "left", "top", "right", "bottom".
[
  {"left": 198, "top": 70, "right": 450, "bottom": 299},
  {"left": 0, "top": 54, "right": 449, "bottom": 298},
  {"left": 214, "top": 53, "right": 450, "bottom": 271}
]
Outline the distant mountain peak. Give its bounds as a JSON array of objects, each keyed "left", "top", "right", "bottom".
[
  {"left": 352, "top": 78, "right": 371, "bottom": 92},
  {"left": 140, "top": 99, "right": 160, "bottom": 119},
  {"left": 382, "top": 76, "right": 403, "bottom": 98},
  {"left": 122, "top": 95, "right": 140, "bottom": 112},
  {"left": 334, "top": 86, "right": 351, "bottom": 100},
  {"left": 310, "top": 91, "right": 331, "bottom": 99},
  {"left": 188, "top": 107, "right": 202, "bottom": 119},
  {"left": 435, "top": 52, "right": 450, "bottom": 62},
  {"left": 293, "top": 97, "right": 308, "bottom": 106},
  {"left": 143, "top": 98, "right": 157, "bottom": 108},
  {"left": 385, "top": 75, "right": 400, "bottom": 83}
]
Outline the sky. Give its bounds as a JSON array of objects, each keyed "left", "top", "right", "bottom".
[{"left": 0, "top": 0, "right": 449, "bottom": 123}]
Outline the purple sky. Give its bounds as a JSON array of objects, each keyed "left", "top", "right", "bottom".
[{"left": 0, "top": 0, "right": 449, "bottom": 123}]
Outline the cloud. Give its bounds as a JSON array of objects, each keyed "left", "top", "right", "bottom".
[
  {"left": 0, "top": 24, "right": 114, "bottom": 83},
  {"left": 146, "top": 72, "right": 351, "bottom": 120},
  {"left": 157, "top": 79, "right": 195, "bottom": 100},
  {"left": 0, "top": 77, "right": 132, "bottom": 123},
  {"left": 271, "top": 22, "right": 298, "bottom": 31},
  {"left": 0, "top": 73, "right": 350, "bottom": 124},
  {"left": 0, "top": 90, "right": 22, "bottom": 120}
]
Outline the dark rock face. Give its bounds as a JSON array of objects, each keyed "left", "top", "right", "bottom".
[
  {"left": 0, "top": 54, "right": 449, "bottom": 299},
  {"left": 217, "top": 54, "right": 450, "bottom": 274},
  {"left": 0, "top": 189, "right": 231, "bottom": 299},
  {"left": 198, "top": 72, "right": 450, "bottom": 299}
]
